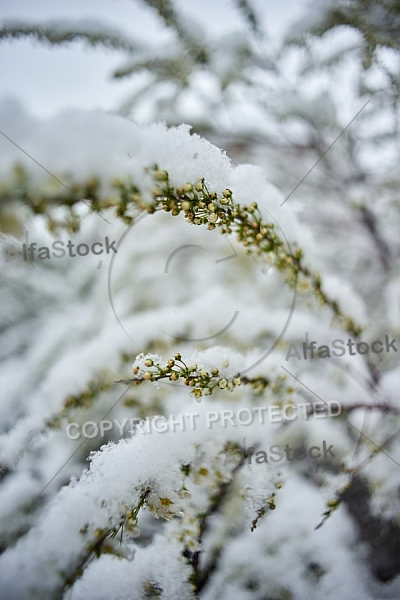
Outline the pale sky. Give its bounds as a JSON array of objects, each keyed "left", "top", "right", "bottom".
[{"left": 0, "top": 0, "right": 309, "bottom": 119}]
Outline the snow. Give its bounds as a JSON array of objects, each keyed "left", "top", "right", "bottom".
[{"left": 0, "top": 1, "right": 399, "bottom": 597}]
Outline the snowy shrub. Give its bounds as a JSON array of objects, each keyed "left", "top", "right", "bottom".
[{"left": 0, "top": 1, "right": 399, "bottom": 599}]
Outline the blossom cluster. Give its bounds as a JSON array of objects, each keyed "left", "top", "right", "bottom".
[
  {"left": 116, "top": 352, "right": 290, "bottom": 401},
  {"left": 111, "top": 167, "right": 363, "bottom": 338}
]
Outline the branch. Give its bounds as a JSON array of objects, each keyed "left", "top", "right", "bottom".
[
  {"left": 0, "top": 20, "right": 139, "bottom": 53},
  {"left": 115, "top": 352, "right": 286, "bottom": 400},
  {"left": 184, "top": 456, "right": 244, "bottom": 593},
  {"left": 138, "top": 0, "right": 207, "bottom": 63}
]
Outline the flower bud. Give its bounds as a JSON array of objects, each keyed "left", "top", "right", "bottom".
[
  {"left": 326, "top": 498, "right": 339, "bottom": 509},
  {"left": 94, "top": 528, "right": 104, "bottom": 539},
  {"left": 130, "top": 525, "right": 141, "bottom": 538},
  {"left": 177, "top": 487, "right": 192, "bottom": 499},
  {"left": 154, "top": 169, "right": 168, "bottom": 181},
  {"left": 193, "top": 389, "right": 202, "bottom": 401}
]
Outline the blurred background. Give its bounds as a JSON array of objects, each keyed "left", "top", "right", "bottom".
[{"left": 0, "top": 0, "right": 306, "bottom": 118}]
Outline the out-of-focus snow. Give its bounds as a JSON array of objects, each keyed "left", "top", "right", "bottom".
[{"left": 0, "top": 36, "right": 399, "bottom": 596}]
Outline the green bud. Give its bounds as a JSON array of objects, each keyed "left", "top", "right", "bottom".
[{"left": 154, "top": 169, "right": 168, "bottom": 181}]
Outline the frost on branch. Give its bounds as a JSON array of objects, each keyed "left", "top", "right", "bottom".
[
  {"left": 0, "top": 95, "right": 399, "bottom": 599},
  {"left": 0, "top": 408, "right": 286, "bottom": 599}
]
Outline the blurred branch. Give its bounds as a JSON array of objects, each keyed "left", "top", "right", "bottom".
[
  {"left": 0, "top": 20, "right": 140, "bottom": 53},
  {"left": 234, "top": 0, "right": 262, "bottom": 36},
  {"left": 183, "top": 457, "right": 244, "bottom": 594},
  {"left": 138, "top": 0, "right": 208, "bottom": 63},
  {"left": 358, "top": 204, "right": 392, "bottom": 271},
  {"left": 341, "top": 473, "right": 400, "bottom": 582}
]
